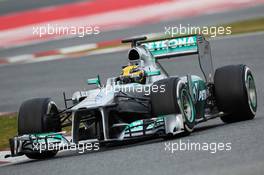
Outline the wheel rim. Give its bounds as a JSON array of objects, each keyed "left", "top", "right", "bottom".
[
  {"left": 246, "top": 74, "right": 257, "bottom": 112},
  {"left": 180, "top": 89, "right": 194, "bottom": 122},
  {"left": 46, "top": 101, "right": 58, "bottom": 115}
]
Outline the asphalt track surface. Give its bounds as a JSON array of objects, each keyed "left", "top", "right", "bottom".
[
  {"left": 0, "top": 0, "right": 87, "bottom": 15},
  {"left": 0, "top": 32, "right": 264, "bottom": 175}
]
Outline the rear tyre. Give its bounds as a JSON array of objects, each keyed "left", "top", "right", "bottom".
[
  {"left": 151, "top": 77, "right": 196, "bottom": 134},
  {"left": 214, "top": 65, "right": 257, "bottom": 123},
  {"left": 18, "top": 98, "right": 61, "bottom": 159}
]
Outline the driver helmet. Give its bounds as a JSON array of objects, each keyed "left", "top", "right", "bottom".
[{"left": 120, "top": 63, "right": 146, "bottom": 84}]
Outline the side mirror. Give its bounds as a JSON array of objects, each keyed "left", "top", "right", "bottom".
[
  {"left": 87, "top": 75, "right": 101, "bottom": 87},
  {"left": 146, "top": 70, "right": 161, "bottom": 76}
]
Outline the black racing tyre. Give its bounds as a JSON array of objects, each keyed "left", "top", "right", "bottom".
[
  {"left": 214, "top": 65, "right": 257, "bottom": 123},
  {"left": 24, "top": 151, "right": 58, "bottom": 160},
  {"left": 150, "top": 77, "right": 196, "bottom": 133},
  {"left": 18, "top": 98, "right": 61, "bottom": 159}
]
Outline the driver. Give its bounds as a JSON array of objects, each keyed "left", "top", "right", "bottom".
[{"left": 119, "top": 61, "right": 146, "bottom": 84}]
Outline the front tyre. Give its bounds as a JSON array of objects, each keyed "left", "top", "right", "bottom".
[
  {"left": 150, "top": 77, "right": 196, "bottom": 134},
  {"left": 25, "top": 151, "right": 58, "bottom": 160},
  {"left": 18, "top": 98, "right": 61, "bottom": 159},
  {"left": 214, "top": 65, "right": 257, "bottom": 123}
]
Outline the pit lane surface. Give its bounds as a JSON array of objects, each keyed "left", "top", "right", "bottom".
[{"left": 0, "top": 33, "right": 264, "bottom": 175}]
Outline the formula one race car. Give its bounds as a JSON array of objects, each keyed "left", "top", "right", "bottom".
[{"left": 6, "top": 34, "right": 257, "bottom": 159}]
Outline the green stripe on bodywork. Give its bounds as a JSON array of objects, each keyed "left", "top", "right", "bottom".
[
  {"left": 32, "top": 133, "right": 63, "bottom": 143},
  {"left": 87, "top": 78, "right": 99, "bottom": 85},
  {"left": 125, "top": 117, "right": 164, "bottom": 133}
]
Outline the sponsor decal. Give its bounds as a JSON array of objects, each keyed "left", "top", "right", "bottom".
[{"left": 143, "top": 36, "right": 197, "bottom": 51}]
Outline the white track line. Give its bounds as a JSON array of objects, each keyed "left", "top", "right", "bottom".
[
  {"left": 7, "top": 54, "right": 34, "bottom": 63},
  {"left": 59, "top": 43, "right": 97, "bottom": 54}
]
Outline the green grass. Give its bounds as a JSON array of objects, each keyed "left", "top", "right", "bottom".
[
  {"left": 159, "top": 17, "right": 264, "bottom": 39},
  {"left": 224, "top": 17, "right": 264, "bottom": 35},
  {"left": 0, "top": 114, "right": 17, "bottom": 150},
  {"left": 0, "top": 113, "right": 71, "bottom": 150}
]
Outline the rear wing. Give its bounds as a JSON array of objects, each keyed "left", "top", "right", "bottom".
[{"left": 140, "top": 35, "right": 214, "bottom": 83}]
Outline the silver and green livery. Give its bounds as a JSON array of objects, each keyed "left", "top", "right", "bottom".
[{"left": 6, "top": 34, "right": 257, "bottom": 160}]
